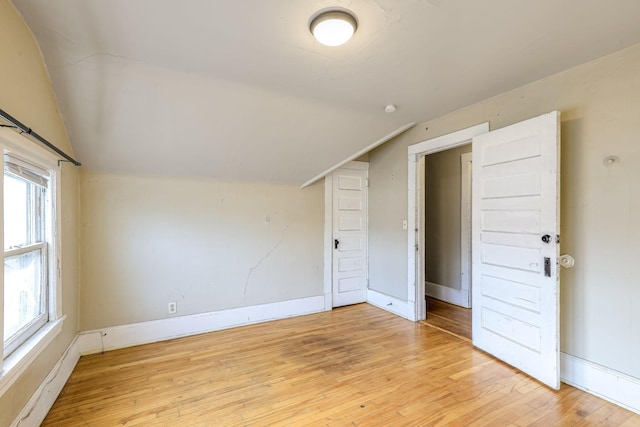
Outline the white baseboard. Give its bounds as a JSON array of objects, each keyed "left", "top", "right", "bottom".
[
  {"left": 324, "top": 292, "right": 332, "bottom": 311},
  {"left": 367, "top": 289, "right": 410, "bottom": 319},
  {"left": 561, "top": 352, "right": 640, "bottom": 415},
  {"left": 12, "top": 297, "right": 640, "bottom": 425},
  {"left": 11, "top": 336, "right": 80, "bottom": 427},
  {"left": 425, "top": 281, "right": 470, "bottom": 308},
  {"left": 78, "top": 295, "right": 325, "bottom": 355}
]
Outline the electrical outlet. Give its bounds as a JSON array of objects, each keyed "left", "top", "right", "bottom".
[{"left": 168, "top": 301, "right": 177, "bottom": 314}]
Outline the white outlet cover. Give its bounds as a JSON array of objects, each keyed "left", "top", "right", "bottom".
[{"left": 402, "top": 220, "right": 408, "bottom": 230}]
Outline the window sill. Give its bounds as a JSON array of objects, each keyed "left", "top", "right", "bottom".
[{"left": 0, "top": 316, "right": 65, "bottom": 397}]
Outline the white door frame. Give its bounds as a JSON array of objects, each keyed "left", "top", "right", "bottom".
[
  {"left": 460, "top": 151, "right": 472, "bottom": 308},
  {"left": 324, "top": 161, "right": 369, "bottom": 311},
  {"left": 406, "top": 123, "right": 489, "bottom": 321}
]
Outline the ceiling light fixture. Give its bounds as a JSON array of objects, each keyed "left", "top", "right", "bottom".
[{"left": 310, "top": 10, "right": 358, "bottom": 47}]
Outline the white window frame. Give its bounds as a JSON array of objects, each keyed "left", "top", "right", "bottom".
[{"left": 0, "top": 128, "right": 64, "bottom": 394}]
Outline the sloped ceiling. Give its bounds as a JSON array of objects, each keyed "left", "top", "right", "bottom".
[{"left": 12, "top": 0, "right": 640, "bottom": 184}]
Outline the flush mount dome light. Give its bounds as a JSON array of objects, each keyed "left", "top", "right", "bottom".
[{"left": 310, "top": 10, "right": 358, "bottom": 46}]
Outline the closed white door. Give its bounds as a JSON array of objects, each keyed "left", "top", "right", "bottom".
[
  {"left": 472, "top": 111, "right": 561, "bottom": 389},
  {"left": 332, "top": 164, "right": 368, "bottom": 307}
]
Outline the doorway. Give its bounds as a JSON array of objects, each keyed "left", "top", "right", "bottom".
[
  {"left": 423, "top": 145, "right": 472, "bottom": 339},
  {"left": 408, "top": 113, "right": 562, "bottom": 389},
  {"left": 406, "top": 123, "right": 488, "bottom": 322}
]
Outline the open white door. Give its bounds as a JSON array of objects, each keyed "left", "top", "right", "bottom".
[
  {"left": 332, "top": 164, "right": 368, "bottom": 307},
  {"left": 472, "top": 111, "right": 561, "bottom": 389}
]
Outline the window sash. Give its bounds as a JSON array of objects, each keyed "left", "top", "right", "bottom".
[
  {"left": 4, "top": 167, "right": 47, "bottom": 251},
  {"left": 3, "top": 243, "right": 48, "bottom": 357},
  {"left": 5, "top": 242, "right": 47, "bottom": 258},
  {"left": 3, "top": 154, "right": 49, "bottom": 188}
]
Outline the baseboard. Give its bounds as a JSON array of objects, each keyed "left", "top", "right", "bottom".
[
  {"left": 561, "top": 352, "right": 640, "bottom": 415},
  {"left": 12, "top": 299, "right": 639, "bottom": 425},
  {"left": 425, "top": 281, "right": 470, "bottom": 308},
  {"left": 367, "top": 289, "right": 410, "bottom": 319},
  {"left": 324, "top": 292, "right": 332, "bottom": 311},
  {"left": 78, "top": 295, "right": 325, "bottom": 355},
  {"left": 11, "top": 336, "right": 80, "bottom": 427}
]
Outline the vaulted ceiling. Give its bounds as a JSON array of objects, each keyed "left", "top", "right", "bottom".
[{"left": 13, "top": 0, "right": 640, "bottom": 184}]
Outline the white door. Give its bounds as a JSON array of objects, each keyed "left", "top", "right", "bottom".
[
  {"left": 332, "top": 164, "right": 368, "bottom": 307},
  {"left": 472, "top": 111, "right": 561, "bottom": 389}
]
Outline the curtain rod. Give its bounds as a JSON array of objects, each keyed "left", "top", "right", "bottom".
[{"left": 0, "top": 107, "right": 81, "bottom": 167}]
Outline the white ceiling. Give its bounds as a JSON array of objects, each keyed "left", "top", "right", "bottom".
[{"left": 13, "top": 0, "right": 640, "bottom": 184}]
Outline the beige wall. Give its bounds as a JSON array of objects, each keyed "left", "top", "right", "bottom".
[
  {"left": 3, "top": 0, "right": 639, "bottom": 416},
  {"left": 424, "top": 144, "right": 471, "bottom": 291},
  {"left": 80, "top": 172, "right": 324, "bottom": 330},
  {"left": 0, "top": 1, "right": 80, "bottom": 425},
  {"left": 369, "top": 43, "right": 640, "bottom": 379}
]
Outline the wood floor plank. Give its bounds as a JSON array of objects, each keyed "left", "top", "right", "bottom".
[
  {"left": 424, "top": 297, "right": 472, "bottom": 340},
  {"left": 43, "top": 304, "right": 639, "bottom": 426}
]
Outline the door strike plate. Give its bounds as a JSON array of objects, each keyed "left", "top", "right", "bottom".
[{"left": 544, "top": 257, "right": 551, "bottom": 277}]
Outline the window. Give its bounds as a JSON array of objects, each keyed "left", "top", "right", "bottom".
[
  {"left": 0, "top": 132, "right": 61, "bottom": 372},
  {"left": 3, "top": 155, "right": 51, "bottom": 357}
]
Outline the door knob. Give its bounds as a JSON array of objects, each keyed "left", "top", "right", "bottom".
[
  {"left": 559, "top": 254, "right": 575, "bottom": 268},
  {"left": 334, "top": 239, "right": 340, "bottom": 249},
  {"left": 541, "top": 234, "right": 552, "bottom": 244}
]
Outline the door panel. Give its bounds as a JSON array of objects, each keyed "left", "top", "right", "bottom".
[
  {"left": 472, "top": 111, "right": 560, "bottom": 389},
  {"left": 332, "top": 166, "right": 368, "bottom": 307}
]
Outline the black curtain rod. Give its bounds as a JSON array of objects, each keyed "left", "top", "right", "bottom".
[{"left": 0, "top": 107, "right": 81, "bottom": 167}]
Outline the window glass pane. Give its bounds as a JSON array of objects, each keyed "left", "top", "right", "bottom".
[
  {"left": 4, "top": 249, "right": 44, "bottom": 341},
  {"left": 4, "top": 174, "right": 29, "bottom": 250}
]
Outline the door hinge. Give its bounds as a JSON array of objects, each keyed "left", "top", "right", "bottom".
[
  {"left": 556, "top": 234, "right": 560, "bottom": 244},
  {"left": 365, "top": 178, "right": 369, "bottom": 187}
]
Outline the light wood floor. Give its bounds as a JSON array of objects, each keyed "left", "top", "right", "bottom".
[
  {"left": 44, "top": 304, "right": 639, "bottom": 426},
  {"left": 424, "top": 297, "right": 472, "bottom": 340}
]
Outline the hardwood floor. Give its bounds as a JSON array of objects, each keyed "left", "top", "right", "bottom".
[
  {"left": 44, "top": 304, "right": 639, "bottom": 426},
  {"left": 424, "top": 297, "right": 472, "bottom": 340}
]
